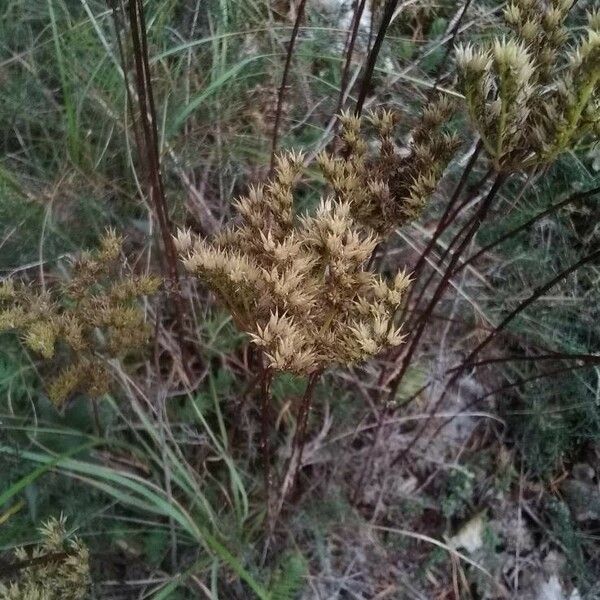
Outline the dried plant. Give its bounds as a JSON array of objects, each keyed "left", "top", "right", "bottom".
[
  {"left": 0, "top": 231, "right": 161, "bottom": 407},
  {"left": 0, "top": 516, "right": 89, "bottom": 600},
  {"left": 320, "top": 99, "right": 460, "bottom": 235},
  {"left": 457, "top": 2, "right": 600, "bottom": 171},
  {"left": 176, "top": 149, "right": 412, "bottom": 375}
]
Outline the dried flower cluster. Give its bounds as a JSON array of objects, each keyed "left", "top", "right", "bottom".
[
  {"left": 457, "top": 2, "right": 600, "bottom": 170},
  {"left": 0, "top": 516, "right": 89, "bottom": 600},
  {"left": 176, "top": 150, "right": 413, "bottom": 374},
  {"left": 320, "top": 100, "right": 460, "bottom": 235},
  {"left": 0, "top": 231, "right": 161, "bottom": 406}
]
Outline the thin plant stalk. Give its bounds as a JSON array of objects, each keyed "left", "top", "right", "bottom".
[
  {"left": 291, "top": 370, "right": 321, "bottom": 489},
  {"left": 259, "top": 366, "right": 274, "bottom": 518},
  {"left": 111, "top": 0, "right": 146, "bottom": 169},
  {"left": 451, "top": 185, "right": 600, "bottom": 278},
  {"left": 351, "top": 401, "right": 389, "bottom": 505},
  {"left": 334, "top": 0, "right": 369, "bottom": 117},
  {"left": 398, "top": 140, "right": 484, "bottom": 324},
  {"left": 269, "top": 0, "right": 308, "bottom": 172},
  {"left": 264, "top": 371, "right": 321, "bottom": 534},
  {"left": 276, "top": 371, "right": 321, "bottom": 513},
  {"left": 430, "top": 0, "right": 475, "bottom": 94},
  {"left": 354, "top": 0, "right": 399, "bottom": 116},
  {"left": 450, "top": 353, "right": 600, "bottom": 371},
  {"left": 402, "top": 166, "right": 494, "bottom": 322},
  {"left": 125, "top": 0, "right": 191, "bottom": 372}
]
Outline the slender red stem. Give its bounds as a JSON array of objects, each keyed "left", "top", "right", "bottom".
[
  {"left": 398, "top": 141, "right": 485, "bottom": 324},
  {"left": 291, "top": 371, "right": 320, "bottom": 489},
  {"left": 126, "top": 0, "right": 190, "bottom": 368},
  {"left": 354, "top": 0, "right": 399, "bottom": 116},
  {"left": 386, "top": 172, "right": 508, "bottom": 405},
  {"left": 260, "top": 366, "right": 274, "bottom": 512},
  {"left": 451, "top": 185, "right": 600, "bottom": 278},
  {"left": 334, "top": 0, "right": 368, "bottom": 117},
  {"left": 270, "top": 0, "right": 308, "bottom": 172}
]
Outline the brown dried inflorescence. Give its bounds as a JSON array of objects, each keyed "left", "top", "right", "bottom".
[
  {"left": 176, "top": 147, "right": 417, "bottom": 375},
  {"left": 0, "top": 230, "right": 161, "bottom": 406},
  {"left": 457, "top": 2, "right": 600, "bottom": 171},
  {"left": 319, "top": 99, "right": 460, "bottom": 235},
  {"left": 0, "top": 516, "right": 89, "bottom": 600}
]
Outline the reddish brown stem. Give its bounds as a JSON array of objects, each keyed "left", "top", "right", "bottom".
[
  {"left": 398, "top": 141, "right": 485, "bottom": 324},
  {"left": 385, "top": 172, "right": 508, "bottom": 404},
  {"left": 291, "top": 371, "right": 321, "bottom": 489},
  {"left": 451, "top": 185, "right": 600, "bottom": 278},
  {"left": 401, "top": 167, "right": 493, "bottom": 325},
  {"left": 413, "top": 362, "right": 598, "bottom": 466},
  {"left": 351, "top": 403, "right": 389, "bottom": 505},
  {"left": 270, "top": 0, "right": 308, "bottom": 172},
  {"left": 430, "top": 0, "right": 474, "bottom": 94},
  {"left": 334, "top": 0, "right": 368, "bottom": 117},
  {"left": 126, "top": 0, "right": 190, "bottom": 371},
  {"left": 260, "top": 366, "right": 274, "bottom": 512},
  {"left": 450, "top": 353, "right": 600, "bottom": 372},
  {"left": 354, "top": 0, "right": 399, "bottom": 116}
]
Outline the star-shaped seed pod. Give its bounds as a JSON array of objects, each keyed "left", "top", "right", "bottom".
[
  {"left": 177, "top": 150, "right": 412, "bottom": 375},
  {"left": 457, "top": 3, "right": 600, "bottom": 171}
]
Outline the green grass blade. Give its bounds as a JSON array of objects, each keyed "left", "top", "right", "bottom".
[
  {"left": 47, "top": 0, "right": 81, "bottom": 164},
  {"left": 168, "top": 54, "right": 274, "bottom": 134},
  {"left": 0, "top": 442, "right": 96, "bottom": 507},
  {"left": 0, "top": 445, "right": 270, "bottom": 599}
]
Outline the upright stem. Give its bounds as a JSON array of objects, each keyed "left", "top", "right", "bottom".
[
  {"left": 351, "top": 403, "right": 387, "bottom": 505},
  {"left": 270, "top": 0, "right": 308, "bottom": 172},
  {"left": 270, "top": 371, "right": 321, "bottom": 530},
  {"left": 451, "top": 185, "right": 600, "bottom": 278},
  {"left": 405, "top": 166, "right": 493, "bottom": 320},
  {"left": 429, "top": 0, "right": 474, "bottom": 95},
  {"left": 260, "top": 366, "right": 274, "bottom": 515},
  {"left": 124, "top": 0, "right": 190, "bottom": 371},
  {"left": 354, "top": 0, "right": 399, "bottom": 116},
  {"left": 398, "top": 140, "right": 484, "bottom": 324},
  {"left": 291, "top": 371, "right": 321, "bottom": 488},
  {"left": 334, "top": 0, "right": 368, "bottom": 117}
]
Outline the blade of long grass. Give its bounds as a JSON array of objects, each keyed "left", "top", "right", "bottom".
[
  {"left": 0, "top": 442, "right": 96, "bottom": 507},
  {"left": 189, "top": 383, "right": 250, "bottom": 524},
  {"left": 169, "top": 54, "right": 275, "bottom": 134},
  {"left": 47, "top": 0, "right": 81, "bottom": 164},
  {"left": 0, "top": 446, "right": 270, "bottom": 599}
]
